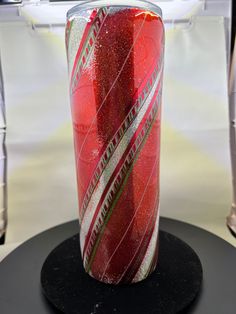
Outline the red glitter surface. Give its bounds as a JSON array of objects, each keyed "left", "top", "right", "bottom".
[{"left": 69, "top": 6, "right": 164, "bottom": 283}]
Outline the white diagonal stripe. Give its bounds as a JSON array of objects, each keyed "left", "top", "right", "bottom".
[
  {"left": 71, "top": 8, "right": 109, "bottom": 93},
  {"left": 67, "top": 18, "right": 87, "bottom": 75},
  {"left": 132, "top": 208, "right": 160, "bottom": 283}
]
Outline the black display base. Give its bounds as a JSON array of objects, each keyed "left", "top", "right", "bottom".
[{"left": 41, "top": 231, "right": 202, "bottom": 314}]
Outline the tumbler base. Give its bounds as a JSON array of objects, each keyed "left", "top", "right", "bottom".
[{"left": 41, "top": 231, "right": 202, "bottom": 314}]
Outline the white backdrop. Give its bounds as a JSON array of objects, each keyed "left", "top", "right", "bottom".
[{"left": 0, "top": 0, "right": 234, "bottom": 257}]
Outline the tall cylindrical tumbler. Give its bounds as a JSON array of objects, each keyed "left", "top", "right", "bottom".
[{"left": 66, "top": 0, "right": 164, "bottom": 284}]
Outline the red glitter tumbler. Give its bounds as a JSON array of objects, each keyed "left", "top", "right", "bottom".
[{"left": 66, "top": 0, "right": 164, "bottom": 284}]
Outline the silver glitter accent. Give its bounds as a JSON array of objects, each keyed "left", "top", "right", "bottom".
[
  {"left": 132, "top": 208, "right": 160, "bottom": 283},
  {"left": 70, "top": 8, "right": 109, "bottom": 94},
  {"left": 68, "top": 16, "right": 87, "bottom": 75}
]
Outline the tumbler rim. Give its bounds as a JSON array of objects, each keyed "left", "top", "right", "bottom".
[{"left": 67, "top": 0, "right": 162, "bottom": 20}]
